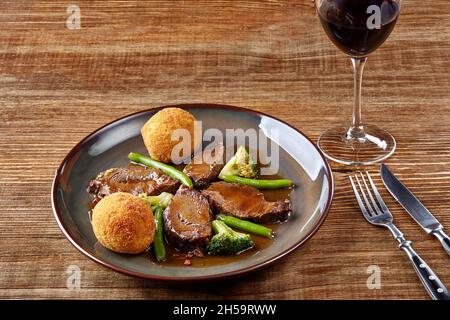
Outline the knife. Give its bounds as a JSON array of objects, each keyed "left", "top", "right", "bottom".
[{"left": 381, "top": 164, "right": 450, "bottom": 257}]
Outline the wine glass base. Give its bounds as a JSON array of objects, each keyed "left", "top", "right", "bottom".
[{"left": 317, "top": 124, "right": 396, "bottom": 166}]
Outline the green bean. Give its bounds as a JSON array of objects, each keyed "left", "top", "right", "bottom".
[
  {"left": 220, "top": 175, "right": 292, "bottom": 189},
  {"left": 217, "top": 214, "right": 273, "bottom": 238},
  {"left": 153, "top": 206, "right": 166, "bottom": 262},
  {"left": 128, "top": 152, "right": 193, "bottom": 188}
]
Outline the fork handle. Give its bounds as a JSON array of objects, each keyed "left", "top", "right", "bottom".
[
  {"left": 400, "top": 243, "right": 450, "bottom": 300},
  {"left": 386, "top": 223, "right": 450, "bottom": 300},
  {"left": 388, "top": 224, "right": 450, "bottom": 300}
]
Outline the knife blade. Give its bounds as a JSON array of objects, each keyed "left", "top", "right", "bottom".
[{"left": 381, "top": 164, "right": 450, "bottom": 257}]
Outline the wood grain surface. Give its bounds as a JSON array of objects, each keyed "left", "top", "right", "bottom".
[{"left": 1, "top": 0, "right": 450, "bottom": 300}]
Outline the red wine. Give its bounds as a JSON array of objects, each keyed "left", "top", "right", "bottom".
[{"left": 318, "top": 0, "right": 400, "bottom": 56}]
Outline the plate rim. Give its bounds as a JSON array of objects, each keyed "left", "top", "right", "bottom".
[{"left": 51, "top": 103, "right": 334, "bottom": 282}]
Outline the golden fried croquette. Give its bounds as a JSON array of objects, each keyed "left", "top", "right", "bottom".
[
  {"left": 91, "top": 192, "right": 155, "bottom": 254},
  {"left": 141, "top": 107, "right": 200, "bottom": 163}
]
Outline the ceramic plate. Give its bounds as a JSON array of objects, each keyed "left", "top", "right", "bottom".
[{"left": 52, "top": 104, "right": 333, "bottom": 281}]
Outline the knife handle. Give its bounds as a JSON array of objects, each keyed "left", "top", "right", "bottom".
[
  {"left": 431, "top": 229, "right": 450, "bottom": 257},
  {"left": 399, "top": 240, "right": 450, "bottom": 300}
]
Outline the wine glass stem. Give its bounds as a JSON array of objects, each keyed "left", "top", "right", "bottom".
[{"left": 348, "top": 56, "right": 368, "bottom": 140}]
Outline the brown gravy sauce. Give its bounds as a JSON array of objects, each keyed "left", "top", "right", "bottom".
[
  {"left": 88, "top": 169, "right": 291, "bottom": 267},
  {"left": 149, "top": 174, "right": 291, "bottom": 267},
  {"left": 149, "top": 225, "right": 279, "bottom": 267}
]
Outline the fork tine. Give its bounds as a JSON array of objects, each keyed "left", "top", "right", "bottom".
[
  {"left": 359, "top": 172, "right": 383, "bottom": 215},
  {"left": 353, "top": 173, "right": 376, "bottom": 217},
  {"left": 366, "top": 171, "right": 390, "bottom": 213},
  {"left": 349, "top": 176, "right": 372, "bottom": 221}
]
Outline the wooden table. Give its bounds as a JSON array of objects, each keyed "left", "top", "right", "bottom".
[{"left": 1, "top": 0, "right": 449, "bottom": 300}]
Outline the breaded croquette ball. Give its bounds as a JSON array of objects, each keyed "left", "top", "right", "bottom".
[
  {"left": 141, "top": 107, "right": 200, "bottom": 163},
  {"left": 92, "top": 192, "right": 155, "bottom": 254}
]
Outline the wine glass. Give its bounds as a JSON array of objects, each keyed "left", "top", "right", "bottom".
[{"left": 315, "top": 0, "right": 402, "bottom": 165}]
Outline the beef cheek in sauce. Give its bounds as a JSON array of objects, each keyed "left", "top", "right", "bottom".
[
  {"left": 202, "top": 181, "right": 291, "bottom": 223},
  {"left": 87, "top": 166, "right": 180, "bottom": 205},
  {"left": 183, "top": 143, "right": 225, "bottom": 189},
  {"left": 163, "top": 186, "right": 212, "bottom": 252}
]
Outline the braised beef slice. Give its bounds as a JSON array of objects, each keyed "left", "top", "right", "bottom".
[
  {"left": 87, "top": 166, "right": 180, "bottom": 203},
  {"left": 202, "top": 182, "right": 291, "bottom": 223},
  {"left": 163, "top": 186, "right": 212, "bottom": 252},
  {"left": 183, "top": 143, "right": 225, "bottom": 188}
]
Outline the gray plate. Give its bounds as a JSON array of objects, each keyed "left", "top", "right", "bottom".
[{"left": 51, "top": 104, "right": 334, "bottom": 281}]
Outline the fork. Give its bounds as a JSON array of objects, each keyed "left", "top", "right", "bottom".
[{"left": 350, "top": 171, "right": 450, "bottom": 300}]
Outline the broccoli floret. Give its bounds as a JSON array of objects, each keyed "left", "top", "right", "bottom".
[
  {"left": 139, "top": 192, "right": 173, "bottom": 209},
  {"left": 219, "top": 145, "right": 257, "bottom": 179},
  {"left": 207, "top": 220, "right": 254, "bottom": 255}
]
